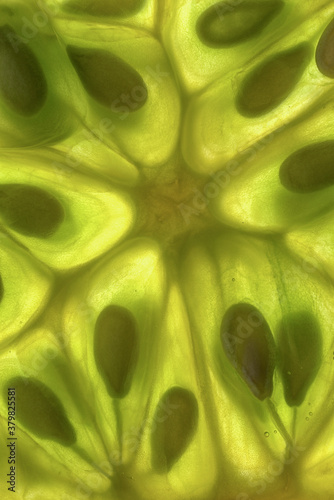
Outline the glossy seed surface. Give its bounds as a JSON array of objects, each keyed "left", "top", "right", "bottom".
[{"left": 221, "top": 303, "right": 276, "bottom": 400}]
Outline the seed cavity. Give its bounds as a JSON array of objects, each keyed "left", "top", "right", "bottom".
[
  {"left": 279, "top": 140, "right": 334, "bottom": 193},
  {"left": 220, "top": 303, "right": 276, "bottom": 400},
  {"left": 0, "top": 25, "right": 47, "bottom": 116},
  {"left": 316, "top": 18, "right": 334, "bottom": 78},
  {"left": 196, "top": 1, "right": 284, "bottom": 47},
  {"left": 7, "top": 377, "right": 76, "bottom": 445},
  {"left": 151, "top": 387, "right": 198, "bottom": 473},
  {"left": 236, "top": 43, "right": 311, "bottom": 117},
  {"left": 94, "top": 305, "right": 138, "bottom": 398},
  {"left": 67, "top": 45, "right": 147, "bottom": 111},
  {"left": 0, "top": 184, "right": 65, "bottom": 238},
  {"left": 278, "top": 312, "right": 322, "bottom": 407},
  {"left": 65, "top": 0, "right": 144, "bottom": 16}
]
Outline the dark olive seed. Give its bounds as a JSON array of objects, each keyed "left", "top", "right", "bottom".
[
  {"left": 279, "top": 140, "right": 334, "bottom": 193},
  {"left": 65, "top": 0, "right": 144, "bottom": 16},
  {"left": 0, "top": 25, "right": 47, "bottom": 116},
  {"left": 196, "top": 0, "right": 284, "bottom": 47},
  {"left": 94, "top": 305, "right": 138, "bottom": 398},
  {"left": 7, "top": 377, "right": 76, "bottom": 446},
  {"left": 316, "top": 18, "right": 334, "bottom": 78},
  {"left": 67, "top": 45, "right": 147, "bottom": 111},
  {"left": 236, "top": 43, "right": 311, "bottom": 117},
  {"left": 220, "top": 303, "right": 276, "bottom": 401},
  {"left": 278, "top": 312, "right": 322, "bottom": 407},
  {"left": 0, "top": 184, "right": 65, "bottom": 238},
  {"left": 151, "top": 387, "right": 198, "bottom": 473}
]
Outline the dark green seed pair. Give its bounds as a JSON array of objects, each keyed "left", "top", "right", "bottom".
[
  {"left": 95, "top": 306, "right": 198, "bottom": 472},
  {"left": 221, "top": 303, "right": 322, "bottom": 406}
]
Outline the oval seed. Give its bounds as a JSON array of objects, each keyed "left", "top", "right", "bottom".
[
  {"left": 236, "top": 43, "right": 311, "bottom": 117},
  {"left": 7, "top": 377, "right": 76, "bottom": 445},
  {"left": 220, "top": 303, "right": 276, "bottom": 400},
  {"left": 65, "top": 0, "right": 144, "bottom": 16},
  {"left": 0, "top": 25, "right": 47, "bottom": 116},
  {"left": 151, "top": 387, "right": 198, "bottom": 473},
  {"left": 196, "top": 1, "right": 284, "bottom": 47},
  {"left": 316, "top": 18, "right": 334, "bottom": 78},
  {"left": 0, "top": 184, "right": 65, "bottom": 238},
  {"left": 278, "top": 312, "right": 322, "bottom": 407},
  {"left": 279, "top": 140, "right": 334, "bottom": 193},
  {"left": 67, "top": 45, "right": 147, "bottom": 111},
  {"left": 94, "top": 305, "right": 138, "bottom": 398}
]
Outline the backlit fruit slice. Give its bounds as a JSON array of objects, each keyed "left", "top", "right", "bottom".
[
  {"left": 2, "top": 0, "right": 334, "bottom": 499},
  {"left": 51, "top": 17, "right": 180, "bottom": 171},
  {"left": 0, "top": 3, "right": 85, "bottom": 148},
  {"left": 0, "top": 234, "right": 52, "bottom": 347},
  {"left": 0, "top": 149, "right": 135, "bottom": 270}
]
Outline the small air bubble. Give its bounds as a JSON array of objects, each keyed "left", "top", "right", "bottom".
[
  {"left": 306, "top": 417, "right": 309, "bottom": 421},
  {"left": 309, "top": 412, "right": 313, "bottom": 416},
  {"left": 264, "top": 431, "right": 269, "bottom": 437},
  {"left": 232, "top": 278, "right": 235, "bottom": 282},
  {"left": 274, "top": 430, "right": 277, "bottom": 434}
]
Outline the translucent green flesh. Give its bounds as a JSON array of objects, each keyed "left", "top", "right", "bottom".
[{"left": 0, "top": 2, "right": 334, "bottom": 500}]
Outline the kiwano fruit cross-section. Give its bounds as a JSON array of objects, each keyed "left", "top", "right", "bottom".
[{"left": 0, "top": 1, "right": 334, "bottom": 499}]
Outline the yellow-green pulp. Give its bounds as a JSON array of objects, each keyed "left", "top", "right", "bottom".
[{"left": 1, "top": 1, "right": 334, "bottom": 499}]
